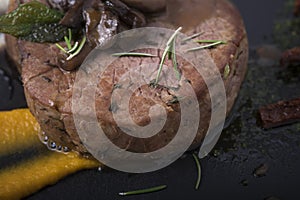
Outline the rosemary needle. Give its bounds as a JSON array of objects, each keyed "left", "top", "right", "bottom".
[
  {"left": 118, "top": 185, "right": 167, "bottom": 196},
  {"left": 166, "top": 27, "right": 183, "bottom": 46},
  {"left": 67, "top": 41, "right": 79, "bottom": 53},
  {"left": 68, "top": 28, "right": 72, "bottom": 44},
  {"left": 195, "top": 40, "right": 227, "bottom": 44},
  {"left": 55, "top": 43, "right": 67, "bottom": 53},
  {"left": 112, "top": 52, "right": 157, "bottom": 57},
  {"left": 192, "top": 153, "right": 202, "bottom": 190},
  {"left": 155, "top": 27, "right": 182, "bottom": 85},
  {"left": 155, "top": 42, "right": 170, "bottom": 84},
  {"left": 67, "top": 36, "right": 86, "bottom": 61},
  {"left": 64, "top": 35, "right": 72, "bottom": 50},
  {"left": 186, "top": 41, "right": 225, "bottom": 52},
  {"left": 171, "top": 39, "right": 180, "bottom": 80},
  {"left": 182, "top": 32, "right": 204, "bottom": 42}
]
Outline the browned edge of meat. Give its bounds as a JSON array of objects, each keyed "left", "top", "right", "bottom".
[
  {"left": 259, "top": 98, "right": 300, "bottom": 129},
  {"left": 294, "top": 0, "right": 300, "bottom": 16},
  {"left": 5, "top": 0, "right": 249, "bottom": 155},
  {"left": 280, "top": 47, "right": 300, "bottom": 67}
]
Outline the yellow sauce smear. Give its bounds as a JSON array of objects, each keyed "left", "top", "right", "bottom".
[
  {"left": 0, "top": 109, "right": 100, "bottom": 200},
  {"left": 0, "top": 109, "right": 41, "bottom": 155},
  {"left": 0, "top": 152, "right": 99, "bottom": 200}
]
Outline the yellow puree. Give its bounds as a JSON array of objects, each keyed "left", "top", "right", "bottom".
[
  {"left": 0, "top": 109, "right": 41, "bottom": 155},
  {"left": 0, "top": 109, "right": 100, "bottom": 200}
]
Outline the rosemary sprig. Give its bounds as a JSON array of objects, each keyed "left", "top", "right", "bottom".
[
  {"left": 166, "top": 27, "right": 183, "bottom": 46},
  {"left": 55, "top": 28, "right": 86, "bottom": 61},
  {"left": 63, "top": 28, "right": 72, "bottom": 50},
  {"left": 156, "top": 42, "right": 171, "bottom": 85},
  {"left": 170, "top": 36, "right": 181, "bottom": 80},
  {"left": 64, "top": 38, "right": 71, "bottom": 50},
  {"left": 118, "top": 185, "right": 167, "bottom": 196},
  {"left": 112, "top": 52, "right": 157, "bottom": 57},
  {"left": 182, "top": 32, "right": 204, "bottom": 42},
  {"left": 155, "top": 27, "right": 182, "bottom": 85},
  {"left": 68, "top": 28, "right": 72, "bottom": 47},
  {"left": 55, "top": 43, "right": 67, "bottom": 53},
  {"left": 186, "top": 40, "right": 226, "bottom": 52},
  {"left": 67, "top": 42, "right": 79, "bottom": 53},
  {"left": 195, "top": 39, "right": 227, "bottom": 44},
  {"left": 66, "top": 36, "right": 86, "bottom": 60},
  {"left": 192, "top": 153, "right": 202, "bottom": 190}
]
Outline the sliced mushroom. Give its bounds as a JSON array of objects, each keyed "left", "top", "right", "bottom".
[
  {"left": 121, "top": 0, "right": 166, "bottom": 13},
  {"left": 55, "top": 0, "right": 147, "bottom": 71},
  {"left": 104, "top": 0, "right": 146, "bottom": 28},
  {"left": 59, "top": 0, "right": 84, "bottom": 29},
  {"left": 48, "top": 0, "right": 76, "bottom": 12},
  {"left": 83, "top": 8, "right": 118, "bottom": 47}
]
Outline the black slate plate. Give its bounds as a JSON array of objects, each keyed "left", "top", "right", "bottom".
[{"left": 1, "top": 0, "right": 300, "bottom": 199}]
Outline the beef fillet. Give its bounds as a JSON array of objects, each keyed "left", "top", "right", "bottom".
[{"left": 6, "top": 0, "right": 248, "bottom": 155}]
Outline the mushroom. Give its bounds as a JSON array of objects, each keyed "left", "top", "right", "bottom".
[
  {"left": 57, "top": 0, "right": 146, "bottom": 71},
  {"left": 120, "top": 0, "right": 166, "bottom": 13}
]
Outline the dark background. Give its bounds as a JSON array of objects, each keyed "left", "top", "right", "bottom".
[{"left": 1, "top": 0, "right": 300, "bottom": 199}]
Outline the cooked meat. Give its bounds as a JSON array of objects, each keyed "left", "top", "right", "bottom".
[
  {"left": 6, "top": 0, "right": 248, "bottom": 154},
  {"left": 253, "top": 163, "right": 269, "bottom": 177},
  {"left": 120, "top": 0, "right": 166, "bottom": 13},
  {"left": 259, "top": 98, "right": 300, "bottom": 129},
  {"left": 280, "top": 47, "right": 300, "bottom": 67},
  {"left": 295, "top": 0, "right": 300, "bottom": 16}
]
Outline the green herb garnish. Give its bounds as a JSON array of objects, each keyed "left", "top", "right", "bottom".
[
  {"left": 182, "top": 32, "right": 204, "bottom": 42},
  {"left": 0, "top": 1, "right": 68, "bottom": 42},
  {"left": 192, "top": 153, "right": 202, "bottom": 190},
  {"left": 195, "top": 40, "right": 227, "bottom": 44},
  {"left": 56, "top": 29, "right": 86, "bottom": 60},
  {"left": 170, "top": 35, "right": 181, "bottom": 80},
  {"left": 66, "top": 36, "right": 86, "bottom": 60},
  {"left": 186, "top": 40, "right": 226, "bottom": 52},
  {"left": 119, "top": 185, "right": 167, "bottom": 196},
  {"left": 155, "top": 27, "right": 182, "bottom": 85},
  {"left": 112, "top": 52, "right": 157, "bottom": 57},
  {"left": 223, "top": 64, "right": 231, "bottom": 79}
]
